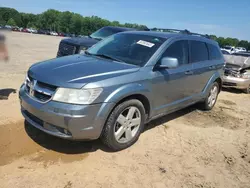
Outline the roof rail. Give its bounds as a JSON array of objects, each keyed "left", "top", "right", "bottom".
[{"left": 150, "top": 28, "right": 210, "bottom": 39}]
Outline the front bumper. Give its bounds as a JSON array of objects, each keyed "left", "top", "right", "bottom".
[
  {"left": 19, "top": 84, "right": 115, "bottom": 140},
  {"left": 222, "top": 76, "right": 250, "bottom": 89}
]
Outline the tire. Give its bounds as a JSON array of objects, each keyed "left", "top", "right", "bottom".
[
  {"left": 200, "top": 82, "right": 219, "bottom": 111},
  {"left": 244, "top": 85, "right": 250, "bottom": 94},
  {"left": 101, "top": 99, "right": 146, "bottom": 151}
]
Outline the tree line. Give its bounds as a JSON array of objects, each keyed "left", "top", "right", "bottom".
[
  {"left": 1, "top": 7, "right": 250, "bottom": 50},
  {"left": 0, "top": 7, "right": 148, "bottom": 35}
]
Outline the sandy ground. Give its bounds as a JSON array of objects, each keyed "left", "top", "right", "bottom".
[{"left": 0, "top": 32, "right": 249, "bottom": 188}]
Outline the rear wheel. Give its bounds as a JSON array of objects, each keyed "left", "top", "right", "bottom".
[
  {"left": 101, "top": 99, "right": 145, "bottom": 151},
  {"left": 200, "top": 82, "right": 219, "bottom": 111}
]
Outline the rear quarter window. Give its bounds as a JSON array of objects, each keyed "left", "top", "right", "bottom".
[
  {"left": 190, "top": 41, "right": 209, "bottom": 63},
  {"left": 207, "top": 43, "right": 222, "bottom": 60}
]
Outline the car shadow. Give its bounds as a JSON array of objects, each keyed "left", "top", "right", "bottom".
[
  {"left": 24, "top": 120, "right": 113, "bottom": 154},
  {"left": 24, "top": 105, "right": 197, "bottom": 154},
  {"left": 222, "top": 87, "right": 245, "bottom": 94},
  {"left": 144, "top": 105, "right": 197, "bottom": 132},
  {"left": 0, "top": 88, "right": 16, "bottom": 100}
]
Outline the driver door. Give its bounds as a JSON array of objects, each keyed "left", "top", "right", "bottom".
[{"left": 151, "top": 40, "right": 196, "bottom": 115}]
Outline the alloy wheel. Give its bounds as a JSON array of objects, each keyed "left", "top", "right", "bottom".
[
  {"left": 114, "top": 106, "right": 141, "bottom": 143},
  {"left": 208, "top": 85, "right": 218, "bottom": 108}
]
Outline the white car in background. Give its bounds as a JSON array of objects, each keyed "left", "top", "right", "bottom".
[
  {"left": 235, "top": 47, "right": 247, "bottom": 53},
  {"left": 28, "top": 28, "right": 37, "bottom": 33},
  {"left": 221, "top": 46, "right": 236, "bottom": 54},
  {"left": 50, "top": 31, "right": 58, "bottom": 36}
]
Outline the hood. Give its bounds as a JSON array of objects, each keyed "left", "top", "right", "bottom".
[
  {"left": 224, "top": 54, "right": 250, "bottom": 70},
  {"left": 28, "top": 55, "right": 139, "bottom": 89},
  {"left": 62, "top": 37, "right": 99, "bottom": 48}
]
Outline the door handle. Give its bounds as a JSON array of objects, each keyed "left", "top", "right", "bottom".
[
  {"left": 185, "top": 71, "right": 193, "bottom": 75},
  {"left": 209, "top": 66, "right": 216, "bottom": 70}
]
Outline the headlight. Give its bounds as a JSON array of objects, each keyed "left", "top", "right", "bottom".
[
  {"left": 241, "top": 74, "right": 250, "bottom": 79},
  {"left": 79, "top": 47, "right": 87, "bottom": 54},
  {"left": 24, "top": 73, "right": 29, "bottom": 85},
  {"left": 52, "top": 88, "right": 103, "bottom": 104}
]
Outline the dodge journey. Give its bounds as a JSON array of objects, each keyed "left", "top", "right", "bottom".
[{"left": 20, "top": 30, "right": 224, "bottom": 150}]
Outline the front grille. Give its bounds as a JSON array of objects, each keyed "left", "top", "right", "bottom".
[
  {"left": 223, "top": 82, "right": 237, "bottom": 86},
  {"left": 58, "top": 42, "right": 77, "bottom": 56},
  {"left": 34, "top": 91, "right": 51, "bottom": 102},
  {"left": 25, "top": 75, "right": 57, "bottom": 103}
]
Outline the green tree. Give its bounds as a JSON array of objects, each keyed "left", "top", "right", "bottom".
[
  {"left": 20, "top": 13, "right": 38, "bottom": 28},
  {"left": 69, "top": 13, "right": 82, "bottom": 34},
  {"left": 58, "top": 11, "right": 72, "bottom": 33},
  {"left": 0, "top": 6, "right": 249, "bottom": 50},
  {"left": 39, "top": 9, "right": 60, "bottom": 30},
  {"left": 27, "top": 22, "right": 36, "bottom": 29},
  {"left": 238, "top": 40, "right": 249, "bottom": 49},
  {"left": 6, "top": 18, "right": 16, "bottom": 26},
  {"left": 0, "top": 7, "right": 21, "bottom": 25}
]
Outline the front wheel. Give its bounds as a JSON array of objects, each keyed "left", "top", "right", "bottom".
[
  {"left": 200, "top": 82, "right": 219, "bottom": 111},
  {"left": 244, "top": 85, "right": 250, "bottom": 94},
  {"left": 101, "top": 99, "right": 145, "bottom": 151}
]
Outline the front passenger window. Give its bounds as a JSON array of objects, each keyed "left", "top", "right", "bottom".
[{"left": 161, "top": 40, "right": 189, "bottom": 65}]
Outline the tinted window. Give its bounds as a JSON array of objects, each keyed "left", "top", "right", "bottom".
[
  {"left": 224, "top": 46, "right": 232, "bottom": 50},
  {"left": 221, "top": 50, "right": 230, "bottom": 55},
  {"left": 87, "top": 33, "right": 166, "bottom": 66},
  {"left": 161, "top": 40, "right": 189, "bottom": 65},
  {"left": 190, "top": 41, "right": 209, "bottom": 63},
  {"left": 90, "top": 27, "right": 120, "bottom": 40},
  {"left": 208, "top": 44, "right": 222, "bottom": 60}
]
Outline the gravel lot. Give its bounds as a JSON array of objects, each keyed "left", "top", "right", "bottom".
[{"left": 0, "top": 32, "right": 250, "bottom": 188}]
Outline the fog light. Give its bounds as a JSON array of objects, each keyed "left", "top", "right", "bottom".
[{"left": 64, "top": 129, "right": 68, "bottom": 134}]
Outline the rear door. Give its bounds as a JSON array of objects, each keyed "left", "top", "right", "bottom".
[{"left": 189, "top": 40, "right": 214, "bottom": 94}]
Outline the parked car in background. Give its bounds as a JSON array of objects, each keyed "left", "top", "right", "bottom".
[
  {"left": 30, "top": 28, "right": 37, "bottom": 33},
  {"left": 221, "top": 49, "right": 230, "bottom": 55},
  {"left": 28, "top": 28, "right": 38, "bottom": 33},
  {"left": 0, "top": 25, "right": 12, "bottom": 31},
  {"left": 235, "top": 47, "right": 247, "bottom": 53},
  {"left": 4, "top": 25, "right": 12, "bottom": 30},
  {"left": 20, "top": 30, "right": 224, "bottom": 150},
  {"left": 12, "top": 26, "right": 19, "bottom": 31},
  {"left": 21, "top": 28, "right": 29, "bottom": 33},
  {"left": 50, "top": 31, "right": 58, "bottom": 36},
  {"left": 57, "top": 26, "right": 136, "bottom": 57},
  {"left": 37, "top": 29, "right": 50, "bottom": 35},
  {"left": 223, "top": 52, "right": 250, "bottom": 93},
  {"left": 58, "top": 32, "right": 66, "bottom": 37},
  {"left": 221, "top": 46, "right": 236, "bottom": 54}
]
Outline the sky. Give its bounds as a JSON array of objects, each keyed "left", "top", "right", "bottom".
[{"left": 1, "top": 0, "right": 250, "bottom": 41}]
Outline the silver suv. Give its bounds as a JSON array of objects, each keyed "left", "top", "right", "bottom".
[{"left": 19, "top": 30, "right": 224, "bottom": 150}]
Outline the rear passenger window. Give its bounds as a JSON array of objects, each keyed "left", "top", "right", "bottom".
[
  {"left": 190, "top": 41, "right": 209, "bottom": 63},
  {"left": 161, "top": 40, "right": 189, "bottom": 65},
  {"left": 207, "top": 43, "right": 222, "bottom": 60}
]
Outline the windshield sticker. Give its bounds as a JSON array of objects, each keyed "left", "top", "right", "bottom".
[{"left": 137, "top": 40, "right": 155, "bottom": 48}]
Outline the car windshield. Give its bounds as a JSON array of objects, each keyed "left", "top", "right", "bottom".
[
  {"left": 90, "top": 27, "right": 121, "bottom": 40},
  {"left": 87, "top": 33, "right": 166, "bottom": 66},
  {"left": 224, "top": 46, "right": 232, "bottom": 50}
]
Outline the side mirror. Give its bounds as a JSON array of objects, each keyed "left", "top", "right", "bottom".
[{"left": 159, "top": 57, "right": 179, "bottom": 69}]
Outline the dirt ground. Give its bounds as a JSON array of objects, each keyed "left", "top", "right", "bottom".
[{"left": 0, "top": 32, "right": 249, "bottom": 188}]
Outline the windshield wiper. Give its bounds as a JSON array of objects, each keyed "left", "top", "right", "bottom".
[
  {"left": 89, "top": 35, "right": 102, "bottom": 40},
  {"left": 94, "top": 53, "right": 125, "bottom": 63},
  {"left": 84, "top": 51, "right": 93, "bottom": 55}
]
